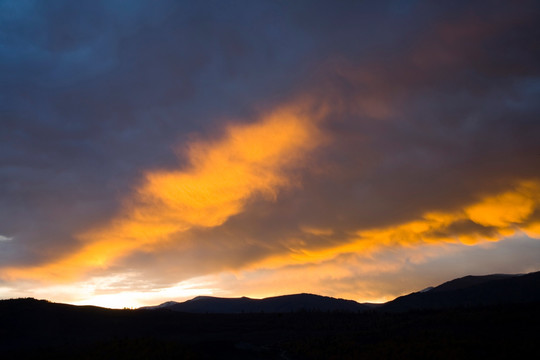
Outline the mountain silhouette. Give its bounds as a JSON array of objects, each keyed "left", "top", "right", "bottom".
[
  {"left": 2, "top": 271, "right": 540, "bottom": 358},
  {"left": 140, "top": 271, "right": 540, "bottom": 313},
  {"left": 142, "top": 293, "right": 369, "bottom": 313},
  {"left": 381, "top": 271, "right": 540, "bottom": 312}
]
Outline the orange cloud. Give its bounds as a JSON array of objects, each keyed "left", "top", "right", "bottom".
[
  {"left": 246, "top": 180, "right": 540, "bottom": 272},
  {"left": 2, "top": 103, "right": 325, "bottom": 282},
  {"left": 464, "top": 182, "right": 538, "bottom": 228}
]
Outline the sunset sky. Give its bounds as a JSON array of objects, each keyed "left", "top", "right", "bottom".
[{"left": 1, "top": 0, "right": 540, "bottom": 309}]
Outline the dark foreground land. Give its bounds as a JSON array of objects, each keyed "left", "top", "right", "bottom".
[{"left": 1, "top": 298, "right": 539, "bottom": 359}]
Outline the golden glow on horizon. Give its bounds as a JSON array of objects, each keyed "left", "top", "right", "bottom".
[{"left": 1, "top": 104, "right": 324, "bottom": 282}]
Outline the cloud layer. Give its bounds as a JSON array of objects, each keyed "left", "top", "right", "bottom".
[{"left": 1, "top": 0, "right": 540, "bottom": 306}]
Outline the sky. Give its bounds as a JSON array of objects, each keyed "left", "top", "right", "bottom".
[{"left": 1, "top": 0, "right": 540, "bottom": 309}]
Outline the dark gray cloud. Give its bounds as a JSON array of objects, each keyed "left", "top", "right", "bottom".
[
  {"left": 1, "top": 0, "right": 540, "bottom": 293},
  {"left": 0, "top": 0, "right": 315, "bottom": 264},
  {"left": 109, "top": 0, "right": 540, "bottom": 284}
]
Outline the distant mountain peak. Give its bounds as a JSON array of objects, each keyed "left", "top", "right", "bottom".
[
  {"left": 431, "top": 273, "right": 520, "bottom": 293},
  {"left": 191, "top": 296, "right": 216, "bottom": 301},
  {"left": 142, "top": 292, "right": 368, "bottom": 313},
  {"left": 381, "top": 271, "right": 540, "bottom": 312}
]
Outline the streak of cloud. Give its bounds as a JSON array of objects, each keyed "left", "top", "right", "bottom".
[{"left": 2, "top": 103, "right": 325, "bottom": 281}]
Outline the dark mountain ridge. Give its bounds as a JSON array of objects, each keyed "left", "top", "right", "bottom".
[
  {"left": 2, "top": 271, "right": 540, "bottom": 359},
  {"left": 142, "top": 293, "right": 369, "bottom": 313},
  {"left": 6, "top": 270, "right": 535, "bottom": 319},
  {"left": 430, "top": 273, "right": 519, "bottom": 292},
  {"left": 139, "top": 271, "right": 540, "bottom": 314},
  {"left": 381, "top": 271, "right": 540, "bottom": 312}
]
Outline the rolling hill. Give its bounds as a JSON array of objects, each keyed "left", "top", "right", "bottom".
[{"left": 142, "top": 293, "right": 369, "bottom": 313}]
